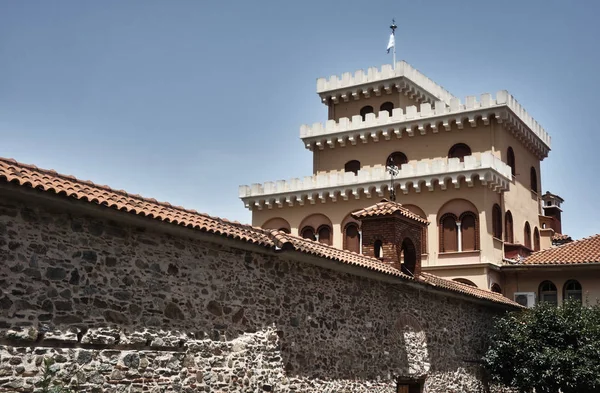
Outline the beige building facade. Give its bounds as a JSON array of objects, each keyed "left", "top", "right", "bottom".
[{"left": 240, "top": 61, "right": 597, "bottom": 305}]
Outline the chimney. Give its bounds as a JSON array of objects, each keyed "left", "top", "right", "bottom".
[
  {"left": 352, "top": 199, "right": 428, "bottom": 276},
  {"left": 541, "top": 191, "right": 564, "bottom": 234}
]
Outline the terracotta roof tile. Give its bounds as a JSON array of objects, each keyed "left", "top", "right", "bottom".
[
  {"left": 551, "top": 233, "right": 572, "bottom": 242},
  {"left": 418, "top": 272, "right": 521, "bottom": 307},
  {"left": 522, "top": 234, "right": 600, "bottom": 265},
  {"left": 0, "top": 157, "right": 516, "bottom": 307},
  {"left": 351, "top": 199, "right": 428, "bottom": 224}
]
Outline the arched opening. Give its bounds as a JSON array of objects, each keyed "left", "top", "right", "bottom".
[
  {"left": 460, "top": 211, "right": 478, "bottom": 251},
  {"left": 448, "top": 143, "right": 472, "bottom": 162},
  {"left": 374, "top": 239, "right": 383, "bottom": 259},
  {"left": 533, "top": 227, "right": 540, "bottom": 251},
  {"left": 317, "top": 225, "right": 332, "bottom": 246},
  {"left": 440, "top": 213, "right": 458, "bottom": 253},
  {"left": 262, "top": 217, "right": 291, "bottom": 233},
  {"left": 563, "top": 280, "right": 582, "bottom": 303},
  {"left": 492, "top": 204, "right": 502, "bottom": 239},
  {"left": 453, "top": 278, "right": 477, "bottom": 287},
  {"left": 505, "top": 211, "right": 514, "bottom": 243},
  {"left": 400, "top": 238, "right": 417, "bottom": 276},
  {"left": 524, "top": 222, "right": 532, "bottom": 249},
  {"left": 379, "top": 101, "right": 394, "bottom": 116},
  {"left": 403, "top": 205, "right": 427, "bottom": 254},
  {"left": 344, "top": 160, "right": 361, "bottom": 175},
  {"left": 530, "top": 167, "right": 538, "bottom": 193},
  {"left": 360, "top": 105, "right": 374, "bottom": 121},
  {"left": 344, "top": 223, "right": 360, "bottom": 253},
  {"left": 539, "top": 281, "right": 558, "bottom": 305},
  {"left": 507, "top": 147, "right": 516, "bottom": 177},
  {"left": 301, "top": 227, "right": 316, "bottom": 241},
  {"left": 491, "top": 283, "right": 502, "bottom": 293},
  {"left": 386, "top": 151, "right": 408, "bottom": 167}
]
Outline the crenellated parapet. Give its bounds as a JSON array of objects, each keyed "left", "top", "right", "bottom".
[
  {"left": 316, "top": 61, "right": 457, "bottom": 106},
  {"left": 301, "top": 91, "right": 551, "bottom": 159},
  {"left": 239, "top": 153, "right": 512, "bottom": 210}
]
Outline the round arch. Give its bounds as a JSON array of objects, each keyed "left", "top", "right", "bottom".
[
  {"left": 453, "top": 278, "right": 478, "bottom": 287},
  {"left": 299, "top": 213, "right": 333, "bottom": 244},
  {"left": 262, "top": 217, "right": 291, "bottom": 233}
]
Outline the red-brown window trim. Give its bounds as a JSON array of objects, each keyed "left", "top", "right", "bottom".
[
  {"left": 459, "top": 211, "right": 479, "bottom": 251},
  {"left": 439, "top": 212, "right": 458, "bottom": 253}
]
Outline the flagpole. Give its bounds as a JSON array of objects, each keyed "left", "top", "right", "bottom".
[{"left": 390, "top": 19, "right": 397, "bottom": 70}]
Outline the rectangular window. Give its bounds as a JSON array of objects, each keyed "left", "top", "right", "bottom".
[{"left": 397, "top": 381, "right": 422, "bottom": 393}]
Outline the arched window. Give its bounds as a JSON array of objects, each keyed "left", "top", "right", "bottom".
[
  {"left": 379, "top": 102, "right": 394, "bottom": 116},
  {"left": 492, "top": 204, "right": 502, "bottom": 239},
  {"left": 386, "top": 151, "right": 408, "bottom": 167},
  {"left": 278, "top": 227, "right": 290, "bottom": 234},
  {"left": 344, "top": 223, "right": 360, "bottom": 253},
  {"left": 530, "top": 167, "right": 538, "bottom": 193},
  {"left": 360, "top": 105, "right": 374, "bottom": 121},
  {"left": 262, "top": 217, "right": 291, "bottom": 233},
  {"left": 505, "top": 211, "right": 514, "bottom": 243},
  {"left": 534, "top": 227, "right": 540, "bottom": 251},
  {"left": 491, "top": 283, "right": 502, "bottom": 294},
  {"left": 440, "top": 213, "right": 458, "bottom": 253},
  {"left": 539, "top": 281, "right": 558, "bottom": 305},
  {"left": 374, "top": 240, "right": 383, "bottom": 259},
  {"left": 460, "top": 212, "right": 478, "bottom": 251},
  {"left": 507, "top": 147, "right": 516, "bottom": 177},
  {"left": 317, "top": 225, "right": 332, "bottom": 246},
  {"left": 524, "top": 222, "right": 532, "bottom": 249},
  {"left": 563, "top": 280, "right": 582, "bottom": 303},
  {"left": 344, "top": 160, "right": 361, "bottom": 175},
  {"left": 448, "top": 143, "right": 472, "bottom": 162},
  {"left": 301, "top": 227, "right": 316, "bottom": 241},
  {"left": 400, "top": 238, "right": 417, "bottom": 275},
  {"left": 453, "top": 278, "right": 477, "bottom": 287}
]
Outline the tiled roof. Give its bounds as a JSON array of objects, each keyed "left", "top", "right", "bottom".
[
  {"left": 0, "top": 157, "right": 515, "bottom": 307},
  {"left": 551, "top": 233, "right": 572, "bottom": 242},
  {"left": 351, "top": 199, "right": 428, "bottom": 224},
  {"left": 418, "top": 272, "right": 520, "bottom": 307},
  {"left": 522, "top": 234, "right": 600, "bottom": 265}
]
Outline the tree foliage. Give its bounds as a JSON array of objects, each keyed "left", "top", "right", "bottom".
[{"left": 483, "top": 300, "right": 600, "bottom": 393}]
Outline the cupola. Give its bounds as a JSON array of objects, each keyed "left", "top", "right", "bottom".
[
  {"left": 541, "top": 191, "right": 564, "bottom": 234},
  {"left": 352, "top": 199, "right": 428, "bottom": 276}
]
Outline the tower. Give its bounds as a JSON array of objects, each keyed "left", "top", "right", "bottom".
[{"left": 239, "top": 61, "right": 551, "bottom": 291}]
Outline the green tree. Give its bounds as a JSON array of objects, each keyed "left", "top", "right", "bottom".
[{"left": 483, "top": 300, "right": 600, "bottom": 393}]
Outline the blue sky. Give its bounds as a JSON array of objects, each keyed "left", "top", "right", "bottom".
[{"left": 1, "top": 1, "right": 598, "bottom": 239}]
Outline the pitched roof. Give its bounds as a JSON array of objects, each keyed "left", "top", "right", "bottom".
[
  {"left": 520, "top": 234, "right": 600, "bottom": 266},
  {"left": 0, "top": 156, "right": 516, "bottom": 307},
  {"left": 351, "top": 199, "right": 428, "bottom": 225},
  {"left": 418, "top": 272, "right": 519, "bottom": 307},
  {"left": 552, "top": 233, "right": 572, "bottom": 243}
]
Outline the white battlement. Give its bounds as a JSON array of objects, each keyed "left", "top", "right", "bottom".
[
  {"left": 317, "top": 61, "right": 457, "bottom": 105},
  {"left": 239, "top": 152, "right": 512, "bottom": 210},
  {"left": 301, "top": 90, "right": 551, "bottom": 158}
]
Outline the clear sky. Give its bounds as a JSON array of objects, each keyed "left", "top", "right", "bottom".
[{"left": 1, "top": 1, "right": 598, "bottom": 240}]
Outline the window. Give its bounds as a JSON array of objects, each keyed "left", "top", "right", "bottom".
[
  {"left": 400, "top": 238, "right": 416, "bottom": 275},
  {"left": 380, "top": 102, "right": 394, "bottom": 116},
  {"left": 491, "top": 283, "right": 502, "bottom": 294},
  {"left": 344, "top": 223, "right": 360, "bottom": 253},
  {"left": 492, "top": 204, "right": 502, "bottom": 239},
  {"left": 539, "top": 281, "right": 558, "bottom": 305},
  {"left": 387, "top": 151, "right": 408, "bottom": 167},
  {"left": 301, "top": 227, "right": 316, "bottom": 241},
  {"left": 564, "top": 280, "right": 582, "bottom": 303},
  {"left": 448, "top": 143, "right": 472, "bottom": 162},
  {"left": 534, "top": 227, "right": 540, "bottom": 251},
  {"left": 530, "top": 167, "right": 538, "bottom": 193},
  {"left": 504, "top": 211, "right": 514, "bottom": 243},
  {"left": 507, "top": 147, "right": 516, "bottom": 177},
  {"left": 317, "top": 225, "right": 332, "bottom": 246},
  {"left": 374, "top": 240, "right": 383, "bottom": 259},
  {"left": 524, "top": 222, "right": 532, "bottom": 249},
  {"left": 453, "top": 278, "right": 477, "bottom": 287},
  {"left": 397, "top": 381, "right": 422, "bottom": 393},
  {"left": 460, "top": 212, "right": 478, "bottom": 251},
  {"left": 360, "top": 105, "right": 374, "bottom": 121},
  {"left": 344, "top": 160, "right": 360, "bottom": 175},
  {"left": 440, "top": 213, "right": 458, "bottom": 252}
]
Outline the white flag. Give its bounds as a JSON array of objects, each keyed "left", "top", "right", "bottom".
[{"left": 386, "top": 33, "right": 395, "bottom": 53}]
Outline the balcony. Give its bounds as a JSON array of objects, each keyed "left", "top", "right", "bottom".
[
  {"left": 301, "top": 91, "right": 551, "bottom": 160},
  {"left": 239, "top": 152, "right": 512, "bottom": 210}
]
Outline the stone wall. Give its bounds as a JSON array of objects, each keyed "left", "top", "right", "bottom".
[{"left": 0, "top": 190, "right": 507, "bottom": 392}]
